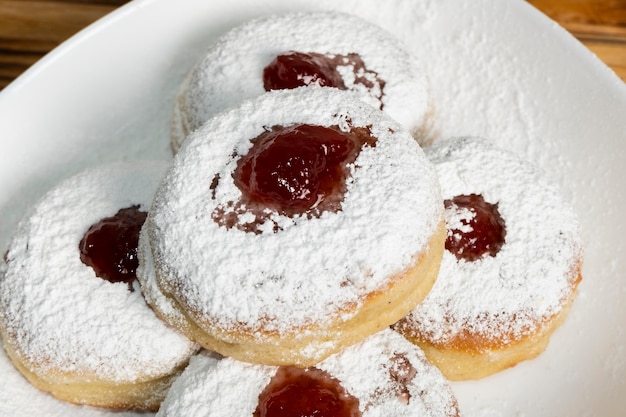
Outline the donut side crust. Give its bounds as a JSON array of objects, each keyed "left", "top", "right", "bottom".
[
  {"left": 155, "top": 221, "right": 446, "bottom": 367},
  {"left": 0, "top": 327, "right": 187, "bottom": 411},
  {"left": 397, "top": 268, "right": 582, "bottom": 381}
]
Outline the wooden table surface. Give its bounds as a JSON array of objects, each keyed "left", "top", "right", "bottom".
[{"left": 0, "top": 0, "right": 625, "bottom": 91}]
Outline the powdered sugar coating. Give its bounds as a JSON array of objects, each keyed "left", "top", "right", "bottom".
[
  {"left": 157, "top": 329, "right": 459, "bottom": 417},
  {"left": 137, "top": 226, "right": 191, "bottom": 330},
  {"left": 0, "top": 161, "right": 197, "bottom": 382},
  {"left": 171, "top": 11, "right": 430, "bottom": 150},
  {"left": 149, "top": 87, "right": 442, "bottom": 335},
  {"left": 397, "top": 137, "right": 583, "bottom": 344}
]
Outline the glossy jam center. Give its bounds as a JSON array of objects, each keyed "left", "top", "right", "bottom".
[
  {"left": 79, "top": 205, "right": 147, "bottom": 288},
  {"left": 444, "top": 194, "right": 506, "bottom": 261},
  {"left": 233, "top": 124, "right": 375, "bottom": 216},
  {"left": 263, "top": 51, "right": 346, "bottom": 91},
  {"left": 254, "top": 366, "right": 361, "bottom": 417}
]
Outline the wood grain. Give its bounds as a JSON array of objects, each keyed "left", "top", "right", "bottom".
[
  {"left": 0, "top": 0, "right": 625, "bottom": 91},
  {"left": 0, "top": 1, "right": 128, "bottom": 88},
  {"left": 527, "top": 0, "right": 626, "bottom": 82}
]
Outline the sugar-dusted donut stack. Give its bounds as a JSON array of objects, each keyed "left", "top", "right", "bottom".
[
  {"left": 171, "top": 11, "right": 433, "bottom": 152},
  {"left": 0, "top": 9, "right": 585, "bottom": 416}
]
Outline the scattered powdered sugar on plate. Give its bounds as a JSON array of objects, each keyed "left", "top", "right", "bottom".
[{"left": 0, "top": 161, "right": 196, "bottom": 382}]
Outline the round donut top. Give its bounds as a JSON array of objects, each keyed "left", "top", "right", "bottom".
[
  {"left": 0, "top": 162, "right": 197, "bottom": 382},
  {"left": 398, "top": 137, "right": 583, "bottom": 344},
  {"left": 150, "top": 88, "right": 442, "bottom": 335},
  {"left": 172, "top": 11, "right": 429, "bottom": 150},
  {"left": 156, "top": 329, "right": 459, "bottom": 417}
]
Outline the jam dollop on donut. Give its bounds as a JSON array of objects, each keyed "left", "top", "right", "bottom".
[
  {"left": 154, "top": 330, "right": 460, "bottom": 417},
  {"left": 79, "top": 205, "right": 147, "bottom": 287},
  {"left": 0, "top": 162, "right": 198, "bottom": 410},
  {"left": 151, "top": 88, "right": 445, "bottom": 368},
  {"left": 394, "top": 137, "right": 583, "bottom": 381},
  {"left": 254, "top": 366, "right": 361, "bottom": 417},
  {"left": 263, "top": 52, "right": 346, "bottom": 90},
  {"left": 263, "top": 52, "right": 385, "bottom": 108},
  {"left": 444, "top": 193, "right": 506, "bottom": 262},
  {"left": 213, "top": 123, "right": 376, "bottom": 233},
  {"left": 170, "top": 12, "right": 432, "bottom": 153},
  {"left": 387, "top": 353, "right": 417, "bottom": 405}
]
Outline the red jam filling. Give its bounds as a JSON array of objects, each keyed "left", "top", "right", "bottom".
[
  {"left": 254, "top": 366, "right": 361, "bottom": 417},
  {"left": 263, "top": 51, "right": 346, "bottom": 90},
  {"left": 444, "top": 194, "right": 506, "bottom": 261},
  {"left": 366, "top": 353, "right": 417, "bottom": 408},
  {"left": 235, "top": 124, "right": 367, "bottom": 213},
  {"left": 263, "top": 51, "right": 385, "bottom": 108},
  {"left": 388, "top": 353, "right": 417, "bottom": 404},
  {"left": 213, "top": 123, "right": 376, "bottom": 233},
  {"left": 79, "top": 205, "right": 147, "bottom": 289}
]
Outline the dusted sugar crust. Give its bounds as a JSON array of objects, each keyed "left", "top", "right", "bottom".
[
  {"left": 148, "top": 88, "right": 443, "bottom": 365},
  {"left": 0, "top": 162, "right": 197, "bottom": 410},
  {"left": 171, "top": 11, "right": 432, "bottom": 151},
  {"left": 142, "top": 221, "right": 446, "bottom": 367},
  {"left": 394, "top": 136, "right": 583, "bottom": 380},
  {"left": 156, "top": 330, "right": 460, "bottom": 417}
]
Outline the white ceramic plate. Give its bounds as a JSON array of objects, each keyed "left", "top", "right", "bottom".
[{"left": 1, "top": 0, "right": 625, "bottom": 416}]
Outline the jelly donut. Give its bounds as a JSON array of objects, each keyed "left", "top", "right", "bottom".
[
  {"left": 156, "top": 329, "right": 460, "bottom": 417},
  {"left": 145, "top": 88, "right": 445, "bottom": 367},
  {"left": 0, "top": 162, "right": 198, "bottom": 411},
  {"left": 394, "top": 137, "right": 583, "bottom": 380},
  {"left": 171, "top": 11, "right": 432, "bottom": 152}
]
